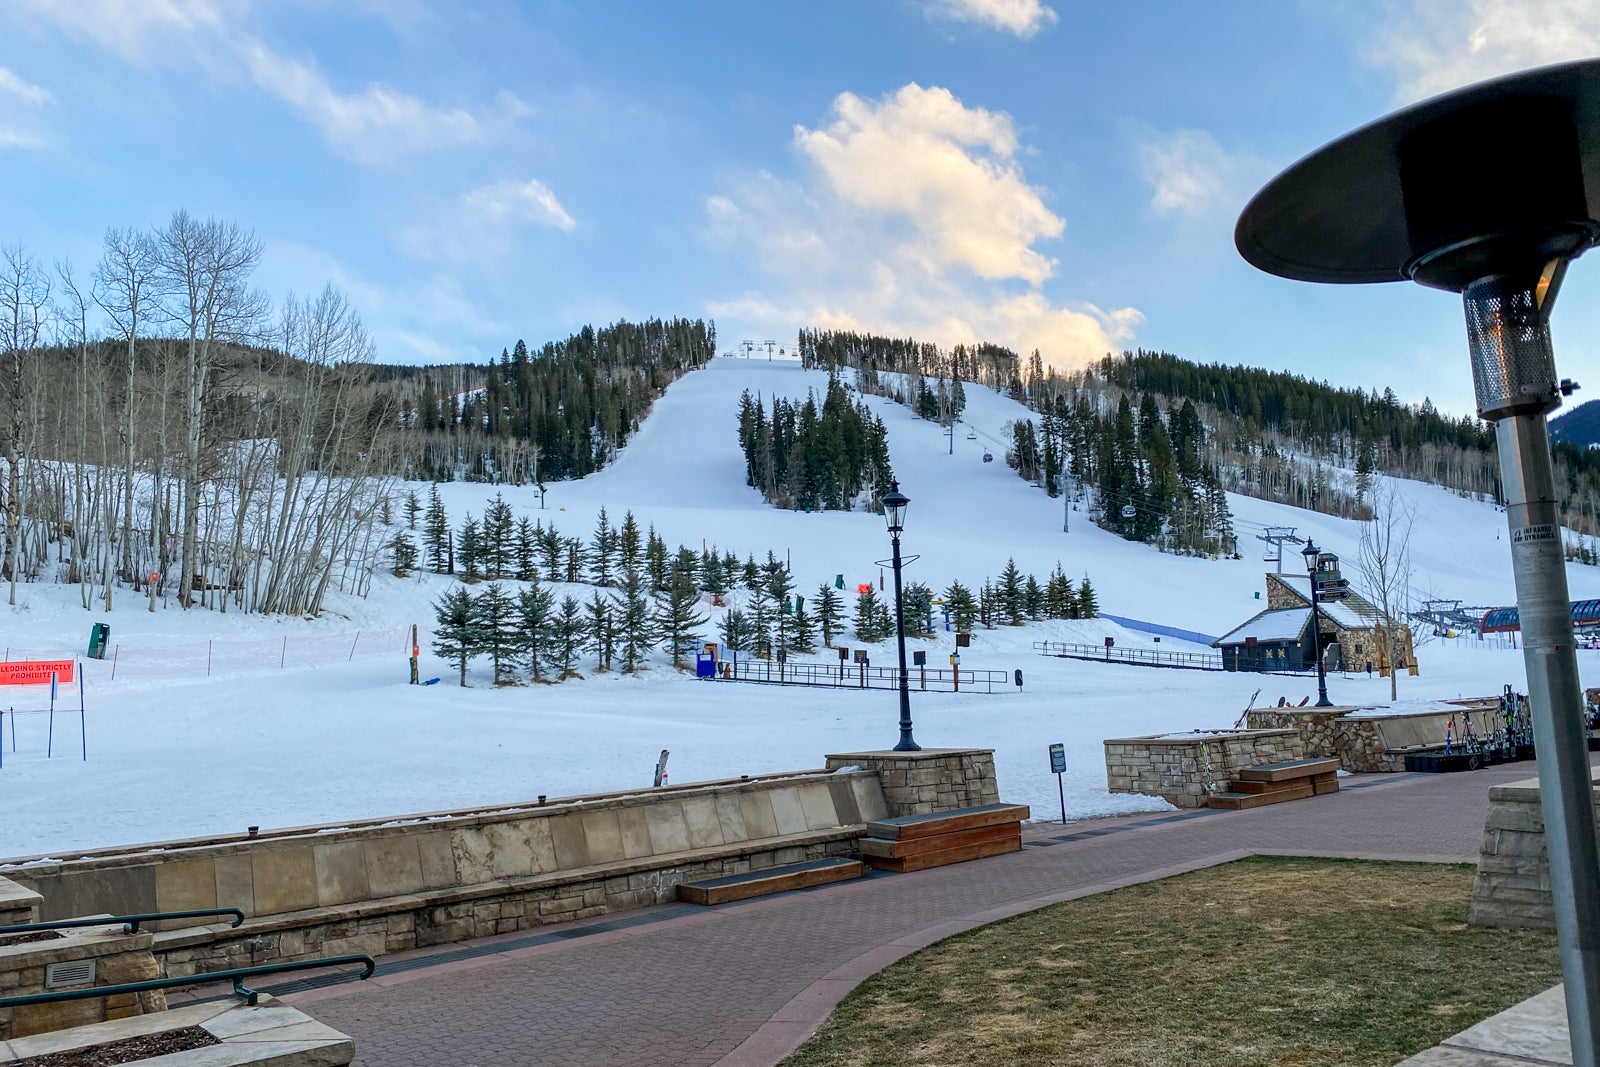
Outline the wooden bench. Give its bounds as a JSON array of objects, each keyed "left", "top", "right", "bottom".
[
  {"left": 676, "top": 857, "right": 864, "bottom": 905},
  {"left": 858, "top": 803, "right": 1030, "bottom": 873},
  {"left": 1207, "top": 757, "right": 1340, "bottom": 810}
]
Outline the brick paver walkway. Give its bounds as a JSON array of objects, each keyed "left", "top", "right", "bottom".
[{"left": 270, "top": 764, "right": 1559, "bottom": 1066}]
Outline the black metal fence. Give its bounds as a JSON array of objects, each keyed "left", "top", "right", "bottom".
[
  {"left": 714, "top": 655, "right": 1014, "bottom": 694},
  {"left": 1033, "top": 640, "right": 1225, "bottom": 671}
]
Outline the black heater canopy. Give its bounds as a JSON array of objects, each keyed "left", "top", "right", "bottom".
[{"left": 1235, "top": 58, "right": 1600, "bottom": 292}]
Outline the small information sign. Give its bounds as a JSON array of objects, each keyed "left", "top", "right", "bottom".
[{"left": 1048, "top": 742, "right": 1067, "bottom": 823}]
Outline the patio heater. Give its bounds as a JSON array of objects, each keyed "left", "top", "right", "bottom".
[{"left": 1236, "top": 59, "right": 1600, "bottom": 1065}]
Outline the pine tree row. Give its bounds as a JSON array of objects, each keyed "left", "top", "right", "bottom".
[{"left": 736, "top": 375, "right": 894, "bottom": 512}]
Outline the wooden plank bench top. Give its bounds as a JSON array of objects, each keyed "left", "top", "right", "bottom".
[
  {"left": 676, "top": 857, "right": 863, "bottom": 906},
  {"left": 1235, "top": 758, "right": 1340, "bottom": 783},
  {"left": 1207, "top": 781, "right": 1316, "bottom": 810},
  {"left": 863, "top": 829, "right": 1022, "bottom": 873},
  {"left": 866, "top": 803, "right": 1031, "bottom": 842},
  {"left": 859, "top": 822, "right": 1020, "bottom": 860}
]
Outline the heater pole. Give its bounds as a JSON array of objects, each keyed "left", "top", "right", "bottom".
[{"left": 1494, "top": 408, "right": 1600, "bottom": 1063}]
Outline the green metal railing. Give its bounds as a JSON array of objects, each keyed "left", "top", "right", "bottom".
[
  {"left": 0, "top": 954, "right": 376, "bottom": 1009},
  {"left": 0, "top": 909, "right": 245, "bottom": 936}
]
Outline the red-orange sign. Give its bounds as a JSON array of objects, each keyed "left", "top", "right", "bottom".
[{"left": 0, "top": 660, "right": 75, "bottom": 686}]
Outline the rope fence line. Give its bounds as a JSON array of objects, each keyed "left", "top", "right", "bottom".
[{"left": 1, "top": 627, "right": 412, "bottom": 682}]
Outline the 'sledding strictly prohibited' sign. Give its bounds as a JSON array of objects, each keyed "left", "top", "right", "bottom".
[
  {"left": 1511, "top": 524, "right": 1557, "bottom": 546},
  {"left": 0, "top": 659, "right": 75, "bottom": 686}
]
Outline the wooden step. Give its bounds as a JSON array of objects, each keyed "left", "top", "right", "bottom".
[
  {"left": 866, "top": 803, "right": 1031, "bottom": 842},
  {"left": 1207, "top": 781, "right": 1316, "bottom": 810},
  {"left": 864, "top": 830, "right": 1022, "bottom": 873},
  {"left": 859, "top": 821, "right": 1021, "bottom": 860},
  {"left": 1234, "top": 771, "right": 1339, "bottom": 795},
  {"left": 1235, "top": 758, "right": 1340, "bottom": 783},
  {"left": 677, "top": 857, "right": 864, "bottom": 906}
]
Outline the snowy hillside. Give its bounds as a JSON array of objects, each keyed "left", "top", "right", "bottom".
[{"left": 4, "top": 355, "right": 1595, "bottom": 858}]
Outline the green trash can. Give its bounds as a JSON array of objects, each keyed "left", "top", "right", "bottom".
[{"left": 88, "top": 622, "right": 110, "bottom": 660}]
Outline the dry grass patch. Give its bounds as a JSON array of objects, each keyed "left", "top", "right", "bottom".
[{"left": 782, "top": 857, "right": 1560, "bottom": 1067}]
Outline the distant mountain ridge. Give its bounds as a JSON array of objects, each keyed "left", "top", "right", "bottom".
[{"left": 1551, "top": 398, "right": 1600, "bottom": 450}]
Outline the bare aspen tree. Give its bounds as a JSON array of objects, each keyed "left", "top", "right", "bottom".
[
  {"left": 1357, "top": 481, "right": 1417, "bottom": 700},
  {"left": 156, "top": 211, "right": 267, "bottom": 609},
  {"left": 96, "top": 227, "right": 163, "bottom": 598},
  {"left": 0, "top": 246, "right": 50, "bottom": 606}
]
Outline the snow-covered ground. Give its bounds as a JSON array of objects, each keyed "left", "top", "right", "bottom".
[{"left": 4, "top": 355, "right": 1594, "bottom": 859}]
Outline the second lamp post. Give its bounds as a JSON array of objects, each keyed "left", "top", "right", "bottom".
[
  {"left": 1302, "top": 540, "right": 1333, "bottom": 708},
  {"left": 882, "top": 481, "right": 919, "bottom": 751}
]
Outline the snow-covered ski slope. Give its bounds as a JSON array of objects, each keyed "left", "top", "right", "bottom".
[{"left": 4, "top": 355, "right": 1595, "bottom": 858}]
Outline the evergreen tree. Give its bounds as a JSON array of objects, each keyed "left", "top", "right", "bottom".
[
  {"left": 765, "top": 552, "right": 798, "bottom": 659},
  {"left": 538, "top": 523, "right": 564, "bottom": 582},
  {"left": 790, "top": 595, "right": 816, "bottom": 654},
  {"left": 702, "top": 548, "right": 729, "bottom": 604},
  {"left": 742, "top": 554, "right": 762, "bottom": 591},
  {"left": 815, "top": 583, "right": 844, "bottom": 647},
  {"left": 943, "top": 580, "right": 977, "bottom": 633},
  {"left": 589, "top": 506, "right": 616, "bottom": 586},
  {"left": 424, "top": 485, "right": 451, "bottom": 573},
  {"left": 514, "top": 518, "right": 539, "bottom": 581},
  {"left": 431, "top": 587, "right": 477, "bottom": 686},
  {"left": 618, "top": 511, "right": 642, "bottom": 571},
  {"left": 516, "top": 581, "right": 556, "bottom": 681},
  {"left": 979, "top": 579, "right": 997, "bottom": 629},
  {"left": 854, "top": 587, "right": 887, "bottom": 642},
  {"left": 586, "top": 591, "right": 615, "bottom": 672},
  {"left": 390, "top": 531, "right": 417, "bottom": 578},
  {"left": 551, "top": 596, "right": 588, "bottom": 679},
  {"left": 457, "top": 515, "right": 483, "bottom": 582},
  {"left": 1023, "top": 574, "right": 1045, "bottom": 620},
  {"left": 719, "top": 609, "right": 753, "bottom": 660},
  {"left": 903, "top": 582, "right": 934, "bottom": 636},
  {"left": 613, "top": 565, "right": 655, "bottom": 673},
  {"left": 474, "top": 582, "right": 517, "bottom": 684},
  {"left": 1077, "top": 577, "right": 1099, "bottom": 618},
  {"left": 1044, "top": 565, "right": 1074, "bottom": 619},
  {"left": 646, "top": 527, "right": 670, "bottom": 591},
  {"left": 652, "top": 563, "right": 708, "bottom": 669},
  {"left": 404, "top": 489, "right": 421, "bottom": 530},
  {"left": 564, "top": 537, "right": 586, "bottom": 583},
  {"left": 482, "top": 493, "right": 515, "bottom": 578},
  {"left": 998, "top": 558, "right": 1026, "bottom": 624},
  {"left": 747, "top": 579, "right": 774, "bottom": 657}
]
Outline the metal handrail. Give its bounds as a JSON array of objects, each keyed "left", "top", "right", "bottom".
[
  {"left": 1033, "top": 640, "right": 1226, "bottom": 671},
  {"left": 0, "top": 953, "right": 376, "bottom": 1009},
  {"left": 0, "top": 909, "right": 245, "bottom": 936},
  {"left": 717, "top": 656, "right": 1013, "bottom": 693}
]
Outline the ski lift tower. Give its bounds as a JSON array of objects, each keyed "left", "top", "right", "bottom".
[
  {"left": 1256, "top": 526, "right": 1303, "bottom": 573},
  {"left": 741, "top": 339, "right": 756, "bottom": 359},
  {"left": 763, "top": 340, "right": 777, "bottom": 361},
  {"left": 1236, "top": 59, "right": 1600, "bottom": 1063}
]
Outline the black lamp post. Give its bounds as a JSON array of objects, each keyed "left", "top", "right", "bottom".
[
  {"left": 882, "top": 481, "right": 919, "bottom": 752},
  {"left": 1302, "top": 540, "right": 1333, "bottom": 708}
]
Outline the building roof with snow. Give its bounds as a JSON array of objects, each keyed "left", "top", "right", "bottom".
[{"left": 1213, "top": 607, "right": 1313, "bottom": 647}]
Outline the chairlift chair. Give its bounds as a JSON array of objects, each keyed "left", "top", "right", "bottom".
[
  {"left": 966, "top": 429, "right": 978, "bottom": 440},
  {"left": 982, "top": 451, "right": 994, "bottom": 463},
  {"left": 1121, "top": 504, "right": 1137, "bottom": 519}
]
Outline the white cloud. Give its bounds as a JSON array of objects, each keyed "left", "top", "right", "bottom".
[
  {"left": 0, "top": 68, "right": 54, "bottom": 107},
  {"left": 795, "top": 83, "right": 1063, "bottom": 285},
  {"left": 922, "top": 0, "right": 1058, "bottom": 37},
  {"left": 0, "top": 66, "right": 54, "bottom": 151},
  {"left": 7, "top": 0, "right": 524, "bottom": 164},
  {"left": 707, "top": 84, "right": 1138, "bottom": 372},
  {"left": 1368, "top": 0, "right": 1600, "bottom": 102},
  {"left": 1138, "top": 129, "right": 1242, "bottom": 219},
  {"left": 398, "top": 178, "right": 576, "bottom": 264}
]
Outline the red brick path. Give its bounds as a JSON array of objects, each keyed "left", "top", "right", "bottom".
[{"left": 263, "top": 763, "right": 1556, "bottom": 1066}]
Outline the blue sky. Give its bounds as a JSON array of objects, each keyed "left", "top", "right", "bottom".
[{"left": 3, "top": 0, "right": 1600, "bottom": 417}]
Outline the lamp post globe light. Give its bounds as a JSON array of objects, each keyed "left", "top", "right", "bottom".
[
  {"left": 882, "top": 481, "right": 919, "bottom": 752},
  {"left": 1301, "top": 541, "right": 1333, "bottom": 708}
]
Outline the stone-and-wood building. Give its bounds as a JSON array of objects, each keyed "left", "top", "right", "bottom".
[{"left": 1214, "top": 572, "right": 1417, "bottom": 675}]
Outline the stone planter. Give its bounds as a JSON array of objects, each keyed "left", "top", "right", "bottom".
[{"left": 0, "top": 994, "right": 353, "bottom": 1065}]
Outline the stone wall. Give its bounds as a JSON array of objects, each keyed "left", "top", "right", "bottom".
[
  {"left": 0, "top": 876, "right": 41, "bottom": 928},
  {"left": 1246, "top": 701, "right": 1494, "bottom": 772},
  {"left": 822, "top": 749, "right": 999, "bottom": 817},
  {"left": 0, "top": 927, "right": 166, "bottom": 1040},
  {"left": 1103, "top": 730, "right": 1304, "bottom": 808},
  {"left": 1469, "top": 771, "right": 1600, "bottom": 930},
  {"left": 3, "top": 769, "right": 886, "bottom": 976}
]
